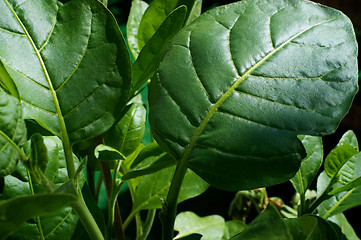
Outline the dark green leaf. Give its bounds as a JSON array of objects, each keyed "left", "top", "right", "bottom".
[
  {"left": 94, "top": 144, "right": 125, "bottom": 162},
  {"left": 0, "top": 91, "right": 27, "bottom": 176},
  {"left": 122, "top": 142, "right": 177, "bottom": 180},
  {"left": 222, "top": 220, "right": 247, "bottom": 240},
  {"left": 131, "top": 6, "right": 187, "bottom": 94},
  {"left": 230, "top": 205, "right": 292, "bottom": 240},
  {"left": 104, "top": 103, "right": 146, "bottom": 156},
  {"left": 174, "top": 211, "right": 225, "bottom": 240},
  {"left": 127, "top": 0, "right": 149, "bottom": 59},
  {"left": 0, "top": 0, "right": 131, "bottom": 143},
  {"left": 177, "top": 0, "right": 202, "bottom": 25},
  {"left": 297, "top": 215, "right": 339, "bottom": 240},
  {"left": 291, "top": 136, "right": 323, "bottom": 195},
  {"left": 132, "top": 166, "right": 209, "bottom": 211},
  {"left": 150, "top": 0, "right": 358, "bottom": 190},
  {"left": 0, "top": 193, "right": 77, "bottom": 239}
]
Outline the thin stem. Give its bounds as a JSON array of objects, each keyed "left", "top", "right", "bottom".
[
  {"left": 161, "top": 157, "right": 189, "bottom": 240},
  {"left": 71, "top": 198, "right": 104, "bottom": 240},
  {"left": 139, "top": 210, "right": 156, "bottom": 240}
]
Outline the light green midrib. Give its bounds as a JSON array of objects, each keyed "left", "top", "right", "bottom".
[
  {"left": 180, "top": 18, "right": 336, "bottom": 162},
  {"left": 322, "top": 188, "right": 356, "bottom": 219},
  {"left": 5, "top": 0, "right": 75, "bottom": 177}
]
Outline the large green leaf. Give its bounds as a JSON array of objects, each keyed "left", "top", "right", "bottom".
[
  {"left": 0, "top": 91, "right": 26, "bottom": 176},
  {"left": 149, "top": 0, "right": 358, "bottom": 190},
  {"left": 0, "top": 136, "right": 85, "bottom": 240},
  {"left": 328, "top": 213, "right": 360, "bottom": 240},
  {"left": 0, "top": 0, "right": 131, "bottom": 143},
  {"left": 291, "top": 135, "right": 323, "bottom": 196},
  {"left": 174, "top": 211, "right": 225, "bottom": 240}
]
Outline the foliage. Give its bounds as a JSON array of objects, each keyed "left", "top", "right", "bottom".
[{"left": 0, "top": 0, "right": 359, "bottom": 239}]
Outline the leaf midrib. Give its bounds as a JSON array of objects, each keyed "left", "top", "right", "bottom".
[
  {"left": 5, "top": 0, "right": 66, "bottom": 136},
  {"left": 181, "top": 17, "right": 336, "bottom": 161}
]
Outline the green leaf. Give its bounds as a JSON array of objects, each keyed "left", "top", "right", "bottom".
[
  {"left": 104, "top": 103, "right": 146, "bottom": 156},
  {"left": 222, "top": 220, "right": 247, "bottom": 240},
  {"left": 336, "top": 130, "right": 359, "bottom": 151},
  {"left": 0, "top": 0, "right": 131, "bottom": 143},
  {"left": 174, "top": 211, "right": 225, "bottom": 240},
  {"left": 178, "top": 0, "right": 202, "bottom": 25},
  {"left": 324, "top": 144, "right": 358, "bottom": 180},
  {"left": 131, "top": 5, "right": 187, "bottom": 95},
  {"left": 286, "top": 215, "right": 341, "bottom": 240},
  {"left": 328, "top": 213, "right": 360, "bottom": 240},
  {"left": 137, "top": 0, "right": 180, "bottom": 49},
  {"left": 1, "top": 136, "right": 85, "bottom": 240},
  {"left": 0, "top": 193, "right": 77, "bottom": 239},
  {"left": 0, "top": 60, "right": 19, "bottom": 98},
  {"left": 291, "top": 136, "right": 323, "bottom": 195},
  {"left": 127, "top": 0, "right": 149, "bottom": 59},
  {"left": 230, "top": 205, "right": 292, "bottom": 240},
  {"left": 132, "top": 166, "right": 209, "bottom": 211},
  {"left": 317, "top": 171, "right": 361, "bottom": 218},
  {"left": 0, "top": 91, "right": 27, "bottom": 176},
  {"left": 94, "top": 144, "right": 125, "bottom": 162},
  {"left": 122, "top": 142, "right": 177, "bottom": 180},
  {"left": 149, "top": 0, "right": 358, "bottom": 190}
]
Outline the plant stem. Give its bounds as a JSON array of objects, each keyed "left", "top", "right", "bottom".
[
  {"left": 139, "top": 209, "right": 156, "bottom": 240},
  {"left": 161, "top": 156, "right": 189, "bottom": 240},
  {"left": 71, "top": 198, "right": 104, "bottom": 240}
]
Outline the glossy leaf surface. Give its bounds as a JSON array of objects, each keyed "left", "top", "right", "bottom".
[
  {"left": 0, "top": 136, "right": 84, "bottom": 240},
  {"left": 336, "top": 130, "right": 359, "bottom": 151},
  {"left": 329, "top": 213, "right": 360, "bottom": 240},
  {"left": 150, "top": 0, "right": 358, "bottom": 190},
  {"left": 0, "top": 0, "right": 131, "bottom": 143},
  {"left": 174, "top": 211, "right": 225, "bottom": 240},
  {"left": 132, "top": 166, "right": 209, "bottom": 211},
  {"left": 230, "top": 205, "right": 291, "bottom": 240},
  {"left": 291, "top": 136, "right": 323, "bottom": 195},
  {"left": 0, "top": 91, "right": 26, "bottom": 176},
  {"left": 104, "top": 103, "right": 146, "bottom": 156}
]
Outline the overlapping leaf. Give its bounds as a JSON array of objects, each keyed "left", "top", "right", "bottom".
[
  {"left": 0, "top": 0, "right": 131, "bottom": 143},
  {"left": 149, "top": 0, "right": 358, "bottom": 190},
  {"left": 0, "top": 91, "right": 26, "bottom": 176}
]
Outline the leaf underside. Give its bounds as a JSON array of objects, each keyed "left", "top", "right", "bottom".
[
  {"left": 0, "top": 0, "right": 131, "bottom": 143},
  {"left": 149, "top": 0, "right": 358, "bottom": 190}
]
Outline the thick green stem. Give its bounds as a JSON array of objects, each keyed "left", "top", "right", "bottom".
[
  {"left": 161, "top": 157, "right": 189, "bottom": 240},
  {"left": 72, "top": 199, "right": 104, "bottom": 240}
]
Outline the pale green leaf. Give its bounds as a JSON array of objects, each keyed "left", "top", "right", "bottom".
[
  {"left": 337, "top": 130, "right": 359, "bottom": 151},
  {"left": 94, "top": 144, "right": 125, "bottom": 162},
  {"left": 328, "top": 213, "right": 360, "bottom": 240},
  {"left": 174, "top": 211, "right": 225, "bottom": 240}
]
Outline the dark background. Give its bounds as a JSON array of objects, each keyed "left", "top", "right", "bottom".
[{"left": 106, "top": 0, "right": 361, "bottom": 239}]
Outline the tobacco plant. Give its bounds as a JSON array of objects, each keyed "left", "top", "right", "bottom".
[{"left": 0, "top": 0, "right": 359, "bottom": 239}]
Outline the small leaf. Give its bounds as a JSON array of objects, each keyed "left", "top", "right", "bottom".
[
  {"left": 122, "top": 142, "right": 177, "bottom": 180},
  {"left": 0, "top": 61, "right": 19, "bottom": 98},
  {"left": 0, "top": 193, "right": 77, "bottom": 239},
  {"left": 324, "top": 144, "right": 358, "bottom": 180},
  {"left": 137, "top": 0, "right": 180, "bottom": 49},
  {"left": 94, "top": 144, "right": 125, "bottom": 162},
  {"left": 174, "top": 211, "right": 225, "bottom": 240},
  {"left": 104, "top": 103, "right": 146, "bottom": 156},
  {"left": 132, "top": 166, "right": 209, "bottom": 211},
  {"left": 0, "top": 91, "right": 27, "bottom": 176},
  {"left": 230, "top": 205, "right": 292, "bottom": 240},
  {"left": 131, "top": 5, "right": 187, "bottom": 95},
  {"left": 291, "top": 135, "right": 323, "bottom": 196},
  {"left": 127, "top": 0, "right": 149, "bottom": 59},
  {"left": 337, "top": 130, "right": 359, "bottom": 151}
]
